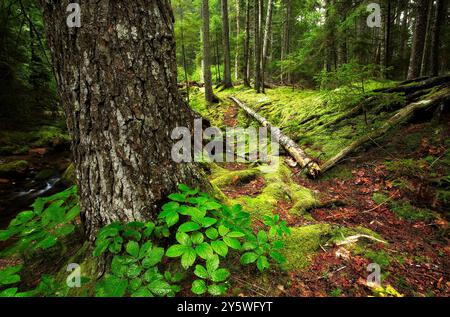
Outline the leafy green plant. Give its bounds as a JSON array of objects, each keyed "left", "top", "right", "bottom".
[
  {"left": 0, "top": 186, "right": 79, "bottom": 257},
  {"left": 191, "top": 255, "right": 230, "bottom": 296}
]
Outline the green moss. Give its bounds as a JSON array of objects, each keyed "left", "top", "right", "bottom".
[
  {"left": 282, "top": 224, "right": 333, "bottom": 270},
  {"left": 36, "top": 168, "right": 57, "bottom": 181},
  {"left": 0, "top": 160, "right": 28, "bottom": 176},
  {"left": 210, "top": 166, "right": 261, "bottom": 188},
  {"left": 61, "top": 163, "right": 76, "bottom": 186},
  {"left": 390, "top": 201, "right": 436, "bottom": 222},
  {"left": 372, "top": 192, "right": 389, "bottom": 205}
]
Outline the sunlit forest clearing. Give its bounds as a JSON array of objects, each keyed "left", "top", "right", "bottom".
[{"left": 0, "top": 0, "right": 449, "bottom": 298}]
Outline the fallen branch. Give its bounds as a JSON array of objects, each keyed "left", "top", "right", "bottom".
[
  {"left": 321, "top": 89, "right": 450, "bottom": 173},
  {"left": 229, "top": 96, "right": 321, "bottom": 178},
  {"left": 334, "top": 234, "right": 388, "bottom": 246}
]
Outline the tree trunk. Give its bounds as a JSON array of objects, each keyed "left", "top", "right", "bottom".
[
  {"left": 40, "top": 0, "right": 206, "bottom": 239},
  {"left": 407, "top": 0, "right": 430, "bottom": 79},
  {"left": 235, "top": 0, "right": 240, "bottom": 81},
  {"left": 420, "top": 0, "right": 434, "bottom": 77},
  {"left": 429, "top": 0, "right": 447, "bottom": 76},
  {"left": 281, "top": 0, "right": 292, "bottom": 83},
  {"left": 254, "top": 0, "right": 262, "bottom": 93},
  {"left": 221, "top": 0, "right": 233, "bottom": 88},
  {"left": 243, "top": 0, "right": 251, "bottom": 87},
  {"left": 262, "top": 0, "right": 274, "bottom": 86},
  {"left": 202, "top": 0, "right": 217, "bottom": 102}
]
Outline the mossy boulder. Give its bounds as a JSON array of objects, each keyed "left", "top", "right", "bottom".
[
  {"left": 0, "top": 160, "right": 29, "bottom": 177},
  {"left": 211, "top": 166, "right": 261, "bottom": 187},
  {"left": 282, "top": 224, "right": 333, "bottom": 270}
]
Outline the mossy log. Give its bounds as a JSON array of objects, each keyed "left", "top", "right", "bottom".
[
  {"left": 373, "top": 75, "right": 450, "bottom": 95},
  {"left": 321, "top": 89, "right": 450, "bottom": 173},
  {"left": 230, "top": 96, "right": 321, "bottom": 178}
]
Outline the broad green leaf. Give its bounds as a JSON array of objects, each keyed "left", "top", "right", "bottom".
[
  {"left": 109, "top": 236, "right": 124, "bottom": 254},
  {"left": 204, "top": 201, "right": 222, "bottom": 210},
  {"left": 242, "top": 241, "right": 258, "bottom": 250},
  {"left": 166, "top": 244, "right": 187, "bottom": 257},
  {"left": 194, "top": 265, "right": 208, "bottom": 279},
  {"left": 211, "top": 240, "right": 228, "bottom": 257},
  {"left": 148, "top": 279, "right": 172, "bottom": 297},
  {"left": 143, "top": 268, "right": 162, "bottom": 282},
  {"left": 0, "top": 288, "right": 18, "bottom": 297},
  {"left": 223, "top": 236, "right": 241, "bottom": 250},
  {"left": 210, "top": 268, "right": 230, "bottom": 283},
  {"left": 65, "top": 205, "right": 80, "bottom": 222},
  {"left": 123, "top": 229, "right": 141, "bottom": 241},
  {"left": 165, "top": 210, "right": 179, "bottom": 227},
  {"left": 181, "top": 247, "right": 197, "bottom": 268},
  {"left": 257, "top": 231, "right": 268, "bottom": 243},
  {"left": 191, "top": 232, "right": 204, "bottom": 244},
  {"left": 129, "top": 278, "right": 142, "bottom": 291},
  {"left": 206, "top": 255, "right": 220, "bottom": 273},
  {"left": 142, "top": 247, "right": 164, "bottom": 268},
  {"left": 139, "top": 241, "right": 153, "bottom": 259},
  {"left": 256, "top": 256, "right": 270, "bottom": 272},
  {"left": 208, "top": 284, "right": 227, "bottom": 296},
  {"left": 126, "top": 241, "right": 140, "bottom": 258},
  {"left": 218, "top": 225, "right": 230, "bottom": 237},
  {"left": 127, "top": 263, "right": 142, "bottom": 278},
  {"left": 227, "top": 231, "right": 245, "bottom": 238},
  {"left": 161, "top": 201, "right": 179, "bottom": 212},
  {"left": 240, "top": 252, "right": 258, "bottom": 264},
  {"left": 269, "top": 251, "right": 286, "bottom": 264},
  {"left": 168, "top": 193, "right": 186, "bottom": 202},
  {"left": 111, "top": 257, "right": 127, "bottom": 277},
  {"left": 205, "top": 227, "right": 219, "bottom": 240},
  {"left": 178, "top": 222, "right": 201, "bottom": 233},
  {"left": 195, "top": 242, "right": 214, "bottom": 260},
  {"left": 191, "top": 279, "right": 207, "bottom": 295},
  {"left": 176, "top": 232, "right": 191, "bottom": 246},
  {"left": 55, "top": 224, "right": 75, "bottom": 237},
  {"left": 143, "top": 222, "right": 156, "bottom": 237},
  {"left": 35, "top": 235, "right": 57, "bottom": 250},
  {"left": 132, "top": 287, "right": 152, "bottom": 297},
  {"left": 95, "top": 275, "right": 128, "bottom": 297},
  {"left": 201, "top": 217, "right": 217, "bottom": 228}
]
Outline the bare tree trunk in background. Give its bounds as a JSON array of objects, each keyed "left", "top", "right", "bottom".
[
  {"left": 399, "top": 2, "right": 410, "bottom": 78},
  {"left": 243, "top": 0, "right": 251, "bottom": 87},
  {"left": 336, "top": 0, "right": 349, "bottom": 66},
  {"left": 384, "top": 0, "right": 392, "bottom": 77},
  {"left": 420, "top": 0, "right": 434, "bottom": 77},
  {"left": 281, "top": 0, "right": 291, "bottom": 83},
  {"left": 202, "top": 0, "right": 218, "bottom": 102},
  {"left": 221, "top": 0, "right": 233, "bottom": 88},
  {"left": 235, "top": 0, "right": 240, "bottom": 81},
  {"left": 262, "top": 0, "right": 274, "bottom": 86},
  {"left": 254, "top": 0, "right": 262, "bottom": 93},
  {"left": 429, "top": 0, "right": 447, "bottom": 76},
  {"left": 407, "top": 0, "right": 430, "bottom": 79},
  {"left": 39, "top": 0, "right": 206, "bottom": 239}
]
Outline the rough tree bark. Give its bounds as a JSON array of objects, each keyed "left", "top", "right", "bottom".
[
  {"left": 40, "top": 0, "right": 206, "bottom": 239},
  {"left": 243, "top": 0, "right": 251, "bottom": 87},
  {"left": 429, "top": 0, "right": 447, "bottom": 76},
  {"left": 407, "top": 0, "right": 430, "bottom": 79},
  {"left": 262, "top": 0, "right": 274, "bottom": 86},
  {"left": 221, "top": 0, "right": 233, "bottom": 88},
  {"left": 202, "top": 0, "right": 218, "bottom": 102},
  {"left": 254, "top": 0, "right": 262, "bottom": 93}
]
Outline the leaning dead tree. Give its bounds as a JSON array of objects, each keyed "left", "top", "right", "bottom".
[
  {"left": 321, "top": 86, "right": 450, "bottom": 172},
  {"left": 230, "top": 96, "right": 321, "bottom": 178}
]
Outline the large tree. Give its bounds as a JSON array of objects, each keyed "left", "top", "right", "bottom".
[
  {"left": 202, "top": 0, "right": 218, "bottom": 102},
  {"left": 39, "top": 0, "right": 206, "bottom": 239}
]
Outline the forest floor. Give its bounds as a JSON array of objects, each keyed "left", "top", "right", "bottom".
[
  {"left": 190, "top": 84, "right": 450, "bottom": 297},
  {"left": 0, "top": 84, "right": 449, "bottom": 297}
]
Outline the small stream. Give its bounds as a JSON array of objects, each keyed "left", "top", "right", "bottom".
[{"left": 0, "top": 150, "right": 71, "bottom": 229}]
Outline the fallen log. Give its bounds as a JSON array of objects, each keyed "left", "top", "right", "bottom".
[
  {"left": 229, "top": 96, "right": 321, "bottom": 178},
  {"left": 373, "top": 75, "right": 450, "bottom": 95},
  {"left": 321, "top": 88, "right": 450, "bottom": 173}
]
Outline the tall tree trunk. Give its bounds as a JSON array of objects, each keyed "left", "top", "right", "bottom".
[
  {"left": 221, "top": 0, "right": 233, "bottom": 88},
  {"left": 281, "top": 0, "right": 292, "bottom": 83},
  {"left": 262, "top": 0, "right": 274, "bottom": 87},
  {"left": 254, "top": 0, "right": 262, "bottom": 93},
  {"left": 429, "top": 0, "right": 447, "bottom": 76},
  {"left": 407, "top": 0, "right": 430, "bottom": 79},
  {"left": 243, "top": 0, "right": 251, "bottom": 87},
  {"left": 384, "top": 0, "right": 392, "bottom": 77},
  {"left": 39, "top": 0, "right": 206, "bottom": 239},
  {"left": 202, "top": 0, "right": 217, "bottom": 102},
  {"left": 235, "top": 0, "right": 240, "bottom": 81},
  {"left": 420, "top": 0, "right": 434, "bottom": 77}
]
